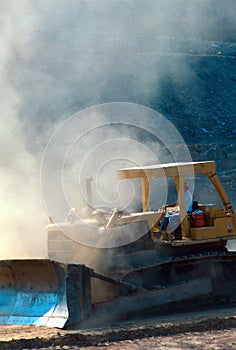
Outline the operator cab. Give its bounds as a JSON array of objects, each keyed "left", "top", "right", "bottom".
[{"left": 117, "top": 161, "right": 235, "bottom": 245}]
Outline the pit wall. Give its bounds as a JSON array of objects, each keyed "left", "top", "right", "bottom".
[
  {"left": 189, "top": 143, "right": 236, "bottom": 208},
  {"left": 161, "top": 143, "right": 236, "bottom": 208}
]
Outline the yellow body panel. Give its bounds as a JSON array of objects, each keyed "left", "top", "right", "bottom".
[
  {"left": 198, "top": 204, "right": 222, "bottom": 226},
  {"left": 190, "top": 216, "right": 234, "bottom": 240},
  {"left": 214, "top": 216, "right": 234, "bottom": 234},
  {"left": 190, "top": 226, "right": 217, "bottom": 240}
]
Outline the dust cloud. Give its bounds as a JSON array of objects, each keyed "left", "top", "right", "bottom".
[{"left": 0, "top": 0, "right": 234, "bottom": 258}]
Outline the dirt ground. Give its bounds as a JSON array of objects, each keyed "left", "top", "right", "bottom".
[{"left": 1, "top": 307, "right": 236, "bottom": 349}]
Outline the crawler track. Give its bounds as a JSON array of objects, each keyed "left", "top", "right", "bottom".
[{"left": 79, "top": 251, "right": 236, "bottom": 327}]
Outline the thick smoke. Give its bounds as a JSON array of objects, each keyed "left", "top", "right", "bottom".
[{"left": 0, "top": 0, "right": 235, "bottom": 257}]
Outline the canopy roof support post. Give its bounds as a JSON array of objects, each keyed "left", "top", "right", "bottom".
[
  {"left": 173, "top": 175, "right": 179, "bottom": 195},
  {"left": 142, "top": 176, "right": 150, "bottom": 212},
  {"left": 178, "top": 176, "right": 189, "bottom": 237},
  {"left": 207, "top": 172, "right": 234, "bottom": 213}
]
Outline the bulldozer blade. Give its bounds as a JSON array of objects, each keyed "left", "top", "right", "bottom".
[{"left": 0, "top": 259, "right": 92, "bottom": 328}]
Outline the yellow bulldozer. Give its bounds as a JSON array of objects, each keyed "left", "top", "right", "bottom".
[{"left": 0, "top": 161, "right": 236, "bottom": 328}]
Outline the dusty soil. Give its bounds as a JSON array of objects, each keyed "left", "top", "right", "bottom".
[{"left": 1, "top": 307, "right": 236, "bottom": 349}]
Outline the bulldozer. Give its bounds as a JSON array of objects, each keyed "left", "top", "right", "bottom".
[{"left": 1, "top": 160, "right": 236, "bottom": 328}]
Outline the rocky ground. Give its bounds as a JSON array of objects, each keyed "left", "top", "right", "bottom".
[{"left": 1, "top": 307, "right": 236, "bottom": 349}]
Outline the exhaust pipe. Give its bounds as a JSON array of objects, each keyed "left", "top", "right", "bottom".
[{"left": 85, "top": 177, "right": 93, "bottom": 208}]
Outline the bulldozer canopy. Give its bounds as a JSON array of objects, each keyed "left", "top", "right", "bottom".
[{"left": 117, "top": 161, "right": 216, "bottom": 180}]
